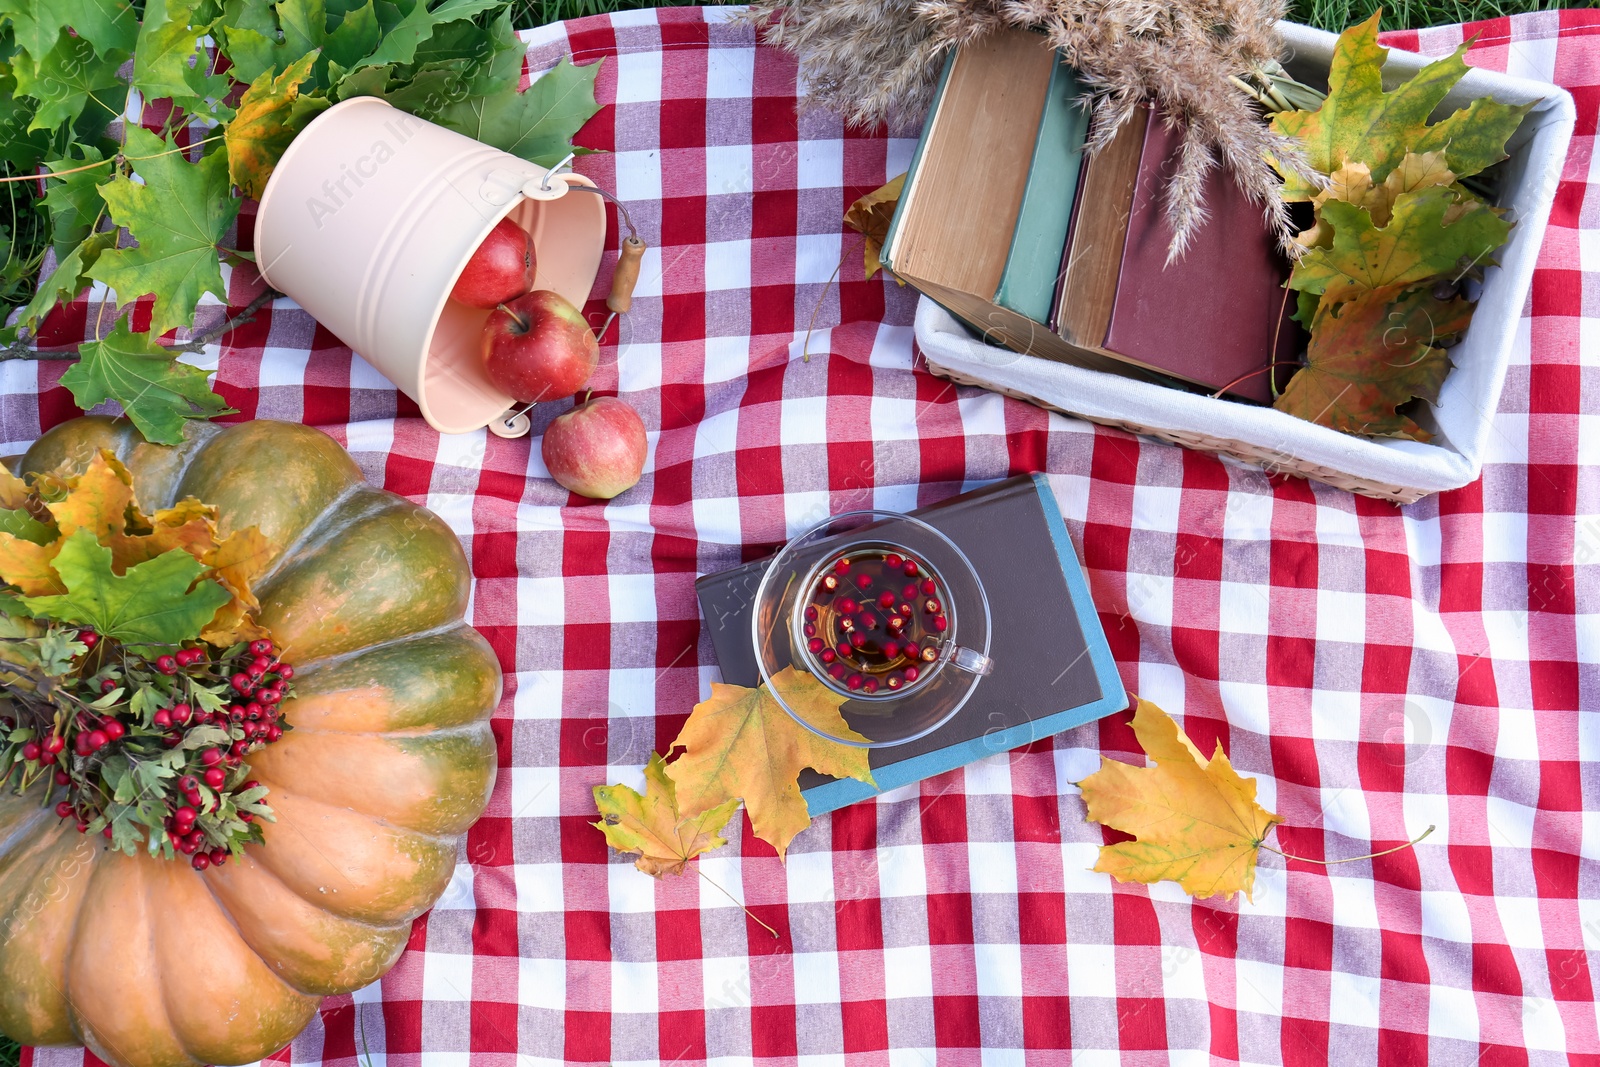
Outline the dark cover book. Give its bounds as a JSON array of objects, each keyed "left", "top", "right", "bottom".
[
  {"left": 1102, "top": 116, "right": 1300, "bottom": 403},
  {"left": 694, "top": 474, "right": 1127, "bottom": 816}
]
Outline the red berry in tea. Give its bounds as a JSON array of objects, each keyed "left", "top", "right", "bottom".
[{"left": 798, "top": 546, "right": 951, "bottom": 698}]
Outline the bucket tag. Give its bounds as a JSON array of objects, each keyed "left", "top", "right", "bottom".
[{"left": 478, "top": 168, "right": 526, "bottom": 206}]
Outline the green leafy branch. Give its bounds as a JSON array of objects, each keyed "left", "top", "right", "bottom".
[{"left": 0, "top": 0, "right": 603, "bottom": 444}]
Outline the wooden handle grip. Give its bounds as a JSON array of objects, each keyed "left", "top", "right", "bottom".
[{"left": 607, "top": 236, "right": 645, "bottom": 314}]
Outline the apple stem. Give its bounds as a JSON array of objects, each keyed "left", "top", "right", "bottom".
[
  {"left": 496, "top": 303, "right": 529, "bottom": 332},
  {"left": 584, "top": 389, "right": 593, "bottom": 406}
]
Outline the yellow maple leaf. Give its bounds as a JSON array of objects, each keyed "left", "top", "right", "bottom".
[
  {"left": 666, "top": 666, "right": 875, "bottom": 860},
  {"left": 199, "top": 526, "right": 276, "bottom": 644},
  {"left": 0, "top": 466, "right": 30, "bottom": 510},
  {"left": 45, "top": 450, "right": 135, "bottom": 544},
  {"left": 844, "top": 174, "right": 906, "bottom": 284},
  {"left": 1077, "top": 698, "right": 1283, "bottom": 902},
  {"left": 0, "top": 533, "right": 65, "bottom": 596},
  {"left": 593, "top": 753, "right": 743, "bottom": 876}
]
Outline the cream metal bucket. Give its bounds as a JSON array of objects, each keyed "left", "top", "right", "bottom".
[{"left": 254, "top": 96, "right": 606, "bottom": 436}]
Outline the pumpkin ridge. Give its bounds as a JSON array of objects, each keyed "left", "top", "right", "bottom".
[
  {"left": 247, "top": 480, "right": 369, "bottom": 592},
  {"left": 284, "top": 617, "right": 473, "bottom": 671},
  {"left": 0, "top": 804, "right": 54, "bottom": 862}
]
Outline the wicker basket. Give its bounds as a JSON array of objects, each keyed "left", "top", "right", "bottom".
[{"left": 914, "top": 21, "right": 1575, "bottom": 504}]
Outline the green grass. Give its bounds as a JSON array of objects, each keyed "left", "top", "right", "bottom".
[
  {"left": 1, "top": 1034, "right": 18, "bottom": 1067},
  {"left": 510, "top": 0, "right": 1589, "bottom": 31}
]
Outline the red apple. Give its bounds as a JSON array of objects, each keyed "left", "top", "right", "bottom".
[
  {"left": 542, "top": 395, "right": 647, "bottom": 500},
  {"left": 451, "top": 217, "right": 536, "bottom": 309},
  {"left": 481, "top": 290, "right": 598, "bottom": 402}
]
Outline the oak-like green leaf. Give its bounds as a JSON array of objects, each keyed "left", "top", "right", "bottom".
[
  {"left": 21, "top": 529, "right": 232, "bottom": 646},
  {"left": 11, "top": 30, "right": 130, "bottom": 133},
  {"left": 60, "top": 320, "right": 235, "bottom": 445},
  {"left": 429, "top": 55, "right": 601, "bottom": 166},
  {"left": 88, "top": 126, "right": 240, "bottom": 335},
  {"left": 1271, "top": 13, "right": 1531, "bottom": 200},
  {"left": 348, "top": 0, "right": 505, "bottom": 71},
  {"left": 43, "top": 146, "right": 107, "bottom": 258}
]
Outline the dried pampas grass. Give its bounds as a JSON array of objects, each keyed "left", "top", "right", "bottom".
[{"left": 746, "top": 0, "right": 1320, "bottom": 257}]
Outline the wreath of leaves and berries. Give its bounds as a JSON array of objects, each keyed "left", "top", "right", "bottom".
[
  {"left": 0, "top": 448, "right": 292, "bottom": 870},
  {"left": 1, "top": 0, "right": 602, "bottom": 446}
]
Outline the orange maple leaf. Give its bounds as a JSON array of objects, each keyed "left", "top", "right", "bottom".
[
  {"left": 665, "top": 667, "right": 874, "bottom": 860},
  {"left": 1077, "top": 698, "right": 1283, "bottom": 902}
]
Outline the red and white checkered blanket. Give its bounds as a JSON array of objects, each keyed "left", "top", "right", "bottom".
[{"left": 14, "top": 6, "right": 1600, "bottom": 1064}]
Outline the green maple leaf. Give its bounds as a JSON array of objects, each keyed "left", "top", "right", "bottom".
[
  {"left": 226, "top": 51, "right": 331, "bottom": 198},
  {"left": 219, "top": 0, "right": 325, "bottom": 84},
  {"left": 43, "top": 146, "right": 107, "bottom": 258},
  {"left": 350, "top": 0, "right": 508, "bottom": 71},
  {"left": 60, "top": 320, "right": 235, "bottom": 445},
  {"left": 322, "top": 0, "right": 380, "bottom": 68},
  {"left": 12, "top": 230, "right": 115, "bottom": 339},
  {"left": 1276, "top": 282, "right": 1475, "bottom": 441},
  {"left": 0, "top": 61, "right": 52, "bottom": 172},
  {"left": 1271, "top": 13, "right": 1531, "bottom": 200},
  {"left": 0, "top": 0, "right": 138, "bottom": 61},
  {"left": 21, "top": 529, "right": 232, "bottom": 646},
  {"left": 430, "top": 55, "right": 602, "bottom": 166},
  {"left": 1289, "top": 186, "right": 1511, "bottom": 304},
  {"left": 88, "top": 126, "right": 240, "bottom": 336},
  {"left": 0, "top": 508, "right": 55, "bottom": 545},
  {"left": 132, "top": 0, "right": 233, "bottom": 119},
  {"left": 11, "top": 29, "right": 130, "bottom": 133}
]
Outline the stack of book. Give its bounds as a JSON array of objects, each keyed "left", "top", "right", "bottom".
[{"left": 881, "top": 29, "right": 1298, "bottom": 404}]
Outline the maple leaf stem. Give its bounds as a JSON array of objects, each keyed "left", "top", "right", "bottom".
[
  {"left": 801, "top": 237, "right": 858, "bottom": 364},
  {"left": 0, "top": 136, "right": 227, "bottom": 186},
  {"left": 695, "top": 865, "right": 779, "bottom": 938},
  {"left": 1263, "top": 824, "right": 1435, "bottom": 865},
  {"left": 1209, "top": 361, "right": 1306, "bottom": 400}
]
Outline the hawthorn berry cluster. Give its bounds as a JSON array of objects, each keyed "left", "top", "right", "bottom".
[{"left": 0, "top": 631, "right": 294, "bottom": 869}]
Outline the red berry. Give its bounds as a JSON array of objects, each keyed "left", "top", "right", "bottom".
[
  {"left": 102, "top": 826, "right": 112, "bottom": 839},
  {"left": 231, "top": 672, "right": 252, "bottom": 692},
  {"left": 861, "top": 613, "right": 879, "bottom": 629},
  {"left": 259, "top": 690, "right": 281, "bottom": 706},
  {"left": 102, "top": 720, "right": 125, "bottom": 741},
  {"left": 200, "top": 748, "right": 223, "bottom": 767},
  {"left": 156, "top": 655, "right": 178, "bottom": 674},
  {"left": 191, "top": 854, "right": 211, "bottom": 871},
  {"left": 903, "top": 584, "right": 919, "bottom": 600},
  {"left": 100, "top": 679, "right": 117, "bottom": 694},
  {"left": 904, "top": 644, "right": 920, "bottom": 660},
  {"left": 277, "top": 665, "right": 294, "bottom": 681},
  {"left": 862, "top": 678, "right": 880, "bottom": 694},
  {"left": 85, "top": 730, "right": 107, "bottom": 751},
  {"left": 903, "top": 560, "right": 919, "bottom": 577},
  {"left": 54, "top": 771, "right": 69, "bottom": 785},
  {"left": 882, "top": 641, "right": 900, "bottom": 659},
  {"left": 78, "top": 630, "right": 99, "bottom": 648},
  {"left": 833, "top": 558, "right": 851, "bottom": 574},
  {"left": 239, "top": 811, "right": 254, "bottom": 823},
  {"left": 230, "top": 708, "right": 246, "bottom": 723},
  {"left": 803, "top": 622, "right": 817, "bottom": 638},
  {"left": 20, "top": 742, "right": 39, "bottom": 762},
  {"left": 820, "top": 649, "right": 837, "bottom": 664},
  {"left": 174, "top": 806, "right": 196, "bottom": 826},
  {"left": 879, "top": 591, "right": 897, "bottom": 608},
  {"left": 920, "top": 579, "right": 936, "bottom": 595},
  {"left": 837, "top": 597, "right": 858, "bottom": 615},
  {"left": 829, "top": 664, "right": 848, "bottom": 680},
  {"left": 209, "top": 848, "right": 228, "bottom": 866},
  {"left": 153, "top": 710, "right": 172, "bottom": 728},
  {"left": 170, "top": 704, "right": 192, "bottom": 725},
  {"left": 849, "top": 632, "right": 866, "bottom": 649},
  {"left": 38, "top": 750, "right": 55, "bottom": 766},
  {"left": 885, "top": 553, "right": 903, "bottom": 568},
  {"left": 179, "top": 775, "right": 198, "bottom": 792},
  {"left": 855, "top": 574, "right": 872, "bottom": 589},
  {"left": 76, "top": 821, "right": 88, "bottom": 834},
  {"left": 242, "top": 780, "right": 260, "bottom": 792},
  {"left": 933, "top": 616, "right": 948, "bottom": 632},
  {"left": 44, "top": 735, "right": 64, "bottom": 754},
  {"left": 846, "top": 674, "right": 864, "bottom": 691},
  {"left": 250, "top": 639, "right": 274, "bottom": 656},
  {"left": 804, "top": 606, "right": 818, "bottom": 622},
  {"left": 74, "top": 734, "right": 92, "bottom": 757},
  {"left": 229, "top": 741, "right": 248, "bottom": 757},
  {"left": 820, "top": 575, "right": 839, "bottom": 593},
  {"left": 899, "top": 604, "right": 914, "bottom": 618},
  {"left": 904, "top": 665, "right": 920, "bottom": 682},
  {"left": 807, "top": 637, "right": 824, "bottom": 654},
  {"left": 55, "top": 801, "right": 72, "bottom": 818},
  {"left": 886, "top": 674, "right": 904, "bottom": 689},
  {"left": 921, "top": 646, "right": 939, "bottom": 662},
  {"left": 923, "top": 598, "right": 942, "bottom": 615},
  {"left": 265, "top": 725, "right": 282, "bottom": 742}
]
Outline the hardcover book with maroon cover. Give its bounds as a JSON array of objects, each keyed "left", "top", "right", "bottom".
[
  {"left": 1102, "top": 117, "right": 1300, "bottom": 403},
  {"left": 693, "top": 474, "right": 1127, "bottom": 816}
]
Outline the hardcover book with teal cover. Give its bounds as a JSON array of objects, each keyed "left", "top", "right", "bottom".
[{"left": 693, "top": 474, "right": 1126, "bottom": 815}]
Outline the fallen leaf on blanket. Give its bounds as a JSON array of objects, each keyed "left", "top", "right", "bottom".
[
  {"left": 1077, "top": 697, "right": 1283, "bottom": 902},
  {"left": 845, "top": 173, "right": 906, "bottom": 283},
  {"left": 666, "top": 667, "right": 875, "bottom": 861},
  {"left": 593, "top": 753, "right": 742, "bottom": 876}
]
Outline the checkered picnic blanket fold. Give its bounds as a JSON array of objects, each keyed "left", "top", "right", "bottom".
[{"left": 12, "top": 6, "right": 1600, "bottom": 1065}]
